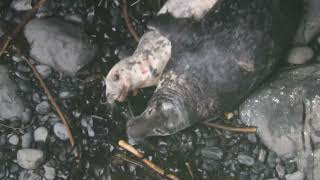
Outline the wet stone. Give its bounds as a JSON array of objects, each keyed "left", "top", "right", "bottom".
[
  {"left": 16, "top": 79, "right": 32, "bottom": 92},
  {"left": 275, "top": 164, "right": 285, "bottom": 178},
  {"left": 35, "top": 65, "right": 52, "bottom": 79},
  {"left": 21, "top": 131, "right": 33, "bottom": 148},
  {"left": 35, "top": 101, "right": 51, "bottom": 114},
  {"left": 267, "top": 152, "right": 277, "bottom": 168},
  {"left": 287, "top": 47, "right": 314, "bottom": 64},
  {"left": 237, "top": 154, "right": 255, "bottom": 166},
  {"left": 53, "top": 123, "right": 68, "bottom": 141},
  {"left": 21, "top": 108, "right": 32, "bottom": 124},
  {"left": 8, "top": 134, "right": 20, "bottom": 146},
  {"left": 17, "top": 149, "right": 44, "bottom": 170},
  {"left": 258, "top": 148, "right": 267, "bottom": 162},
  {"left": 0, "top": 65, "right": 25, "bottom": 120},
  {"left": 285, "top": 171, "right": 304, "bottom": 180},
  {"left": 19, "top": 170, "right": 42, "bottom": 180},
  {"left": 201, "top": 146, "right": 223, "bottom": 160},
  {"left": 34, "top": 127, "right": 48, "bottom": 142},
  {"left": 44, "top": 164, "right": 56, "bottom": 180},
  {"left": 58, "top": 91, "right": 75, "bottom": 99},
  {"left": 11, "top": 0, "right": 32, "bottom": 11}
]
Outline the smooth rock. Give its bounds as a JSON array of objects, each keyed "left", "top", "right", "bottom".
[
  {"left": 17, "top": 149, "right": 44, "bottom": 169},
  {"left": 285, "top": 171, "right": 304, "bottom": 180},
  {"left": 34, "top": 127, "right": 48, "bottom": 142},
  {"left": 240, "top": 64, "right": 320, "bottom": 178},
  {"left": 237, "top": 154, "right": 255, "bottom": 166},
  {"left": 35, "top": 101, "right": 50, "bottom": 114},
  {"left": 44, "top": 165, "right": 55, "bottom": 180},
  {"left": 276, "top": 164, "right": 285, "bottom": 178},
  {"left": 201, "top": 146, "right": 223, "bottom": 160},
  {"left": 258, "top": 148, "right": 267, "bottom": 162},
  {"left": 8, "top": 134, "right": 19, "bottom": 145},
  {"left": 35, "top": 65, "right": 52, "bottom": 79},
  {"left": 24, "top": 18, "right": 97, "bottom": 76},
  {"left": 287, "top": 47, "right": 313, "bottom": 65},
  {"left": 19, "top": 170, "right": 42, "bottom": 180},
  {"left": 0, "top": 65, "right": 25, "bottom": 120},
  {"left": 10, "top": 0, "right": 32, "bottom": 11},
  {"left": 21, "top": 131, "right": 33, "bottom": 148},
  {"left": 53, "top": 123, "right": 68, "bottom": 140}
]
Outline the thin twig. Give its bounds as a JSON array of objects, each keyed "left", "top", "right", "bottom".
[
  {"left": 0, "top": 0, "right": 47, "bottom": 57},
  {"left": 185, "top": 162, "right": 194, "bottom": 179},
  {"left": 122, "top": 0, "right": 140, "bottom": 42},
  {"left": 23, "top": 57, "right": 75, "bottom": 147},
  {"left": 203, "top": 122, "right": 257, "bottom": 133},
  {"left": 118, "top": 140, "right": 179, "bottom": 180},
  {"left": 113, "top": 153, "right": 144, "bottom": 167},
  {"left": 0, "top": 122, "right": 23, "bottom": 131}
]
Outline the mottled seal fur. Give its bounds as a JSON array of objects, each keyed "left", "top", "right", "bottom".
[
  {"left": 105, "top": 0, "right": 218, "bottom": 103},
  {"left": 127, "top": 0, "right": 302, "bottom": 141}
]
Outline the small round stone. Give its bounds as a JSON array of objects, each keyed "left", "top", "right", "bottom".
[
  {"left": 237, "top": 154, "right": 255, "bottom": 166},
  {"left": 34, "top": 127, "right": 48, "bottom": 142},
  {"left": 19, "top": 170, "right": 42, "bottom": 180},
  {"left": 287, "top": 46, "right": 314, "bottom": 65},
  {"left": 35, "top": 65, "right": 52, "bottom": 79},
  {"left": 8, "top": 134, "right": 19, "bottom": 145},
  {"left": 53, "top": 123, "right": 68, "bottom": 141},
  {"left": 17, "top": 149, "right": 44, "bottom": 169},
  {"left": 21, "top": 131, "right": 33, "bottom": 148},
  {"left": 44, "top": 165, "right": 56, "bottom": 180},
  {"left": 35, "top": 101, "right": 51, "bottom": 114}
]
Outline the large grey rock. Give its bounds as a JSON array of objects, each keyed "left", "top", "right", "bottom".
[
  {"left": 294, "top": 0, "right": 320, "bottom": 44},
  {"left": 0, "top": 65, "right": 25, "bottom": 120},
  {"left": 17, "top": 149, "right": 44, "bottom": 169},
  {"left": 240, "top": 64, "right": 320, "bottom": 179},
  {"left": 24, "top": 18, "right": 97, "bottom": 76}
]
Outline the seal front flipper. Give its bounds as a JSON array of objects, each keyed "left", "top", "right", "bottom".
[{"left": 126, "top": 89, "right": 194, "bottom": 141}]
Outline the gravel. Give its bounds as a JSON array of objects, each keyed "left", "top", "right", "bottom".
[
  {"left": 34, "top": 127, "right": 48, "bottom": 142},
  {"left": 287, "top": 46, "right": 314, "bottom": 64}
]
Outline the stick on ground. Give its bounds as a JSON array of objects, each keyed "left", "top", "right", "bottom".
[
  {"left": 203, "top": 122, "right": 257, "bottom": 133},
  {"left": 23, "top": 57, "right": 75, "bottom": 147},
  {"left": 118, "top": 140, "right": 179, "bottom": 180},
  {"left": 122, "top": 0, "right": 140, "bottom": 42}
]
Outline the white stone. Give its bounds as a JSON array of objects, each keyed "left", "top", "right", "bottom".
[
  {"left": 287, "top": 47, "right": 314, "bottom": 65},
  {"left": 34, "top": 127, "right": 48, "bottom": 142},
  {"left": 53, "top": 123, "right": 68, "bottom": 141},
  {"left": 17, "top": 149, "right": 44, "bottom": 169}
]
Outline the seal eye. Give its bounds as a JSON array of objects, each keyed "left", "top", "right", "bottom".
[{"left": 112, "top": 74, "right": 120, "bottom": 81}]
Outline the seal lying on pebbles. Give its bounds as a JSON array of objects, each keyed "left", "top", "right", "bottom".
[
  {"left": 105, "top": 0, "right": 218, "bottom": 103},
  {"left": 126, "top": 0, "right": 302, "bottom": 140},
  {"left": 240, "top": 63, "right": 320, "bottom": 180}
]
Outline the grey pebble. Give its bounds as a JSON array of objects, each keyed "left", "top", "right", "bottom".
[
  {"left": 201, "top": 146, "right": 224, "bottom": 160},
  {"left": 44, "top": 164, "right": 56, "bottom": 180},
  {"left": 276, "top": 164, "right": 285, "bottom": 178},
  {"left": 258, "top": 148, "right": 267, "bottom": 162},
  {"left": 287, "top": 47, "right": 313, "bottom": 65},
  {"left": 34, "top": 127, "right": 48, "bottom": 142},
  {"left": 10, "top": 0, "right": 32, "bottom": 11},
  {"left": 19, "top": 170, "right": 42, "bottom": 180},
  {"left": 21, "top": 131, "right": 33, "bottom": 148},
  {"left": 35, "top": 101, "right": 51, "bottom": 114},
  {"left": 237, "top": 154, "right": 255, "bottom": 166},
  {"left": 53, "top": 123, "right": 68, "bottom": 140},
  {"left": 285, "top": 171, "right": 304, "bottom": 180},
  {"left": 8, "top": 134, "right": 19, "bottom": 145},
  {"left": 17, "top": 149, "right": 44, "bottom": 169},
  {"left": 35, "top": 65, "right": 52, "bottom": 79}
]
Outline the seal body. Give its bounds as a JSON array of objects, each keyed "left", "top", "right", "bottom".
[
  {"left": 105, "top": 0, "right": 218, "bottom": 103},
  {"left": 127, "top": 0, "right": 302, "bottom": 140}
]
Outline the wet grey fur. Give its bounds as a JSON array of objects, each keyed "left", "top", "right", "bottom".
[{"left": 127, "top": 0, "right": 303, "bottom": 141}]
